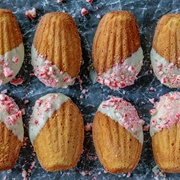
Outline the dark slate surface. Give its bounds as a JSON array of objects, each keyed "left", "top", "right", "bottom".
[{"left": 0, "top": 0, "right": 180, "bottom": 179}]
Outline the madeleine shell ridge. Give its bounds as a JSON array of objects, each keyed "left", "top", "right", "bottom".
[
  {"left": 33, "top": 100, "right": 84, "bottom": 171},
  {"left": 152, "top": 121, "right": 180, "bottom": 173},
  {"left": 92, "top": 11, "right": 141, "bottom": 74},
  {"left": 0, "top": 9, "right": 23, "bottom": 55},
  {"left": 0, "top": 121, "right": 22, "bottom": 171},
  {"left": 33, "top": 12, "right": 82, "bottom": 78},
  {"left": 92, "top": 112, "right": 142, "bottom": 174}
]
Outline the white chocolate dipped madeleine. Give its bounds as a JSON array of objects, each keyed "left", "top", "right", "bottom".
[
  {"left": 92, "top": 96, "right": 144, "bottom": 173},
  {"left": 29, "top": 93, "right": 84, "bottom": 171},
  {"left": 32, "top": 12, "right": 82, "bottom": 88},
  {"left": 150, "top": 92, "right": 180, "bottom": 173},
  {"left": 92, "top": 11, "right": 143, "bottom": 90},
  {"left": 151, "top": 14, "right": 180, "bottom": 88},
  {"left": 0, "top": 9, "right": 24, "bottom": 85},
  {"left": 0, "top": 93, "right": 24, "bottom": 171}
]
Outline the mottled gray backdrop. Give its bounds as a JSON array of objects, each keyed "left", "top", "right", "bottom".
[{"left": 0, "top": 0, "right": 180, "bottom": 179}]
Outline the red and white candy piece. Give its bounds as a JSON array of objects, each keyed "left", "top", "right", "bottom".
[
  {"left": 81, "top": 8, "right": 88, "bottom": 16},
  {"left": 25, "top": 8, "right": 36, "bottom": 19}
]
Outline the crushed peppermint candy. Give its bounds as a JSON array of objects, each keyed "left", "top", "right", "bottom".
[
  {"left": 150, "top": 92, "right": 180, "bottom": 137},
  {"left": 84, "top": 123, "right": 92, "bottom": 131},
  {"left": 143, "top": 125, "right": 150, "bottom": 131},
  {"left": 12, "top": 57, "right": 19, "bottom": 63},
  {"left": 22, "top": 161, "right": 36, "bottom": 180},
  {"left": 80, "top": 171, "right": 92, "bottom": 176},
  {"left": 97, "top": 14, "right": 101, "bottom": 18},
  {"left": 152, "top": 165, "right": 166, "bottom": 178},
  {"left": 151, "top": 48, "right": 180, "bottom": 88},
  {"left": 81, "top": 8, "right": 89, "bottom": 16},
  {"left": 0, "top": 94, "right": 24, "bottom": 141},
  {"left": 10, "top": 77, "right": 24, "bottom": 86},
  {"left": 86, "top": 0, "right": 93, "bottom": 3},
  {"left": 25, "top": 8, "right": 36, "bottom": 19},
  {"left": 1, "top": 89, "right": 7, "bottom": 94},
  {"left": 22, "top": 169, "right": 28, "bottom": 180},
  {"left": 149, "top": 87, "right": 156, "bottom": 91},
  {"left": 24, "top": 100, "right": 29, "bottom": 104},
  {"left": 32, "top": 45, "right": 75, "bottom": 88},
  {"left": 97, "top": 47, "right": 143, "bottom": 90},
  {"left": 0, "top": 45, "right": 24, "bottom": 85},
  {"left": 3, "top": 67, "right": 14, "bottom": 78},
  {"left": 21, "top": 108, "right": 26, "bottom": 115},
  {"left": 126, "top": 172, "right": 131, "bottom": 178},
  {"left": 77, "top": 75, "right": 83, "bottom": 90},
  {"left": 148, "top": 98, "right": 155, "bottom": 105},
  {"left": 98, "top": 96, "right": 144, "bottom": 144},
  {"left": 28, "top": 161, "right": 36, "bottom": 173},
  {"left": 22, "top": 137, "right": 28, "bottom": 147}
]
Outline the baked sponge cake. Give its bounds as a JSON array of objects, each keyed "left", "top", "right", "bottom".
[
  {"left": 0, "top": 94, "right": 24, "bottom": 171},
  {"left": 31, "top": 12, "right": 82, "bottom": 88},
  {"left": 150, "top": 92, "right": 180, "bottom": 173},
  {"left": 151, "top": 14, "right": 180, "bottom": 88},
  {"left": 92, "top": 96, "right": 144, "bottom": 173},
  {"left": 0, "top": 9, "right": 24, "bottom": 85},
  {"left": 92, "top": 11, "right": 143, "bottom": 90},
  {"left": 29, "top": 93, "right": 84, "bottom": 171}
]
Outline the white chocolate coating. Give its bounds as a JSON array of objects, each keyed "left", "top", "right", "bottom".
[
  {"left": 151, "top": 48, "right": 180, "bottom": 88},
  {"left": 0, "top": 43, "right": 24, "bottom": 85},
  {"left": 98, "top": 96, "right": 144, "bottom": 144},
  {"left": 0, "top": 94, "right": 24, "bottom": 142},
  {"left": 29, "top": 93, "right": 69, "bottom": 143},
  {"left": 97, "top": 47, "right": 143, "bottom": 90},
  {"left": 150, "top": 92, "right": 180, "bottom": 137},
  {"left": 31, "top": 45, "right": 75, "bottom": 88}
]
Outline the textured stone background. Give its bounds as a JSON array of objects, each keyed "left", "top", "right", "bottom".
[{"left": 0, "top": 0, "right": 180, "bottom": 179}]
